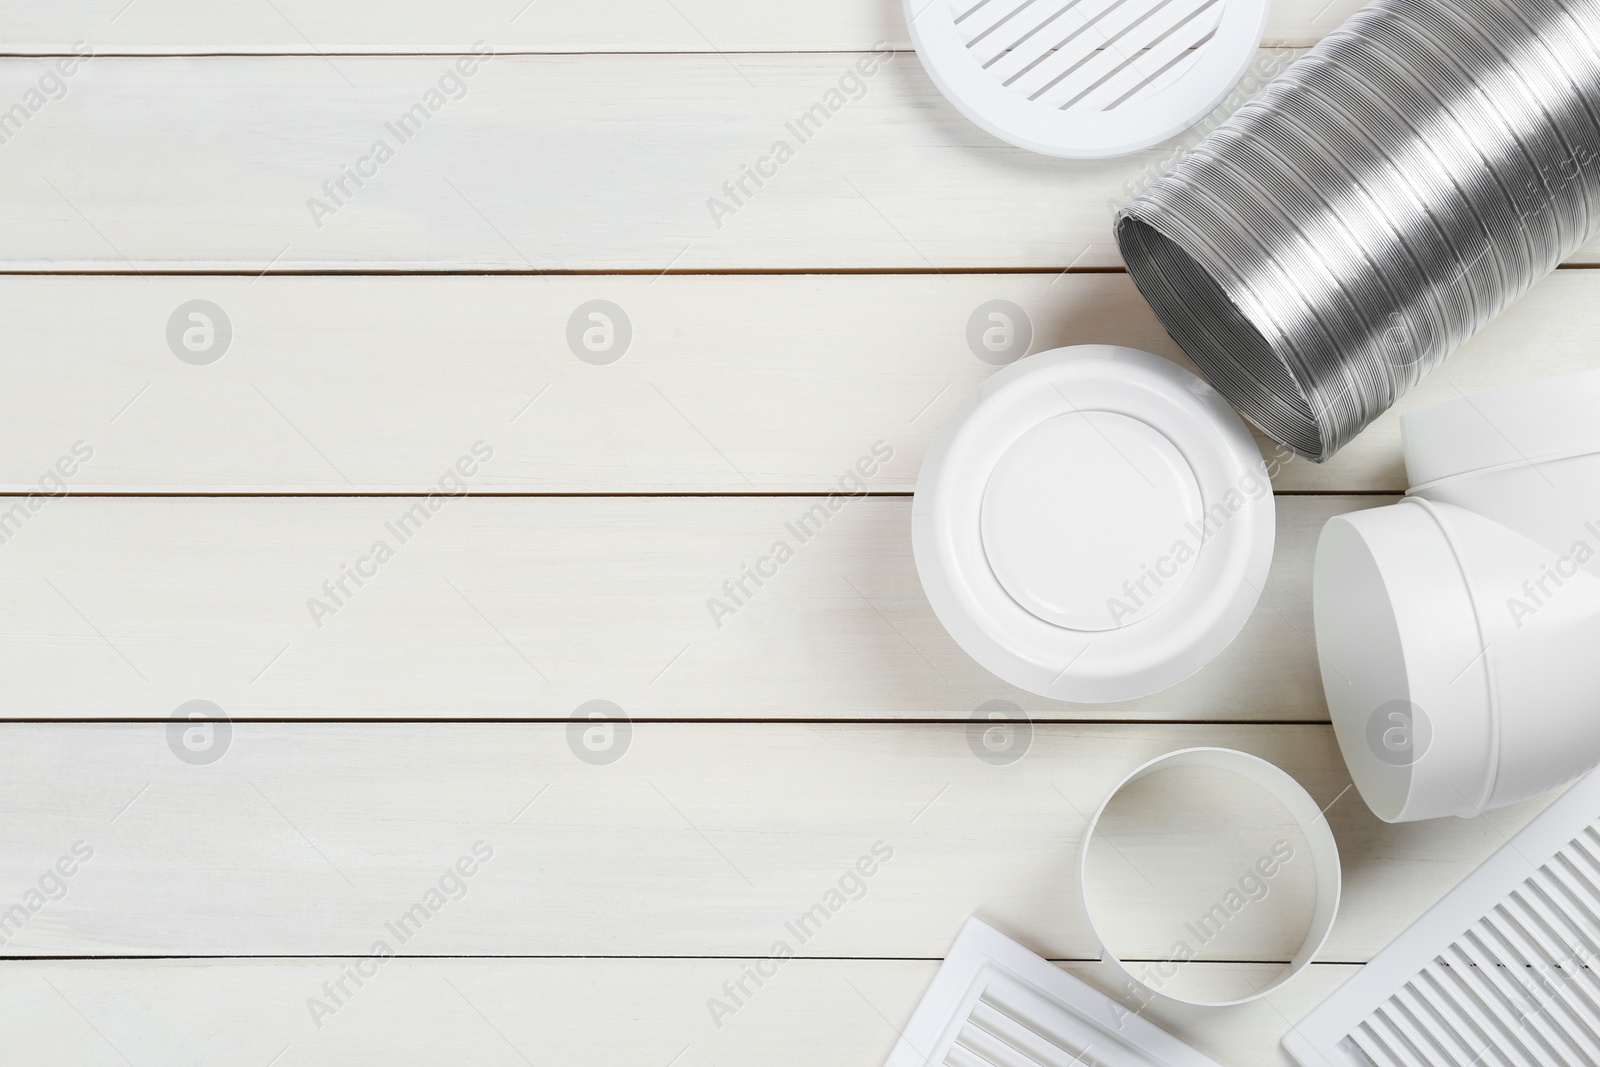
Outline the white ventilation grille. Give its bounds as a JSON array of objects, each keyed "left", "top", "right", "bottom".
[
  {"left": 1288, "top": 770, "right": 1600, "bottom": 1067},
  {"left": 885, "top": 918, "right": 1224, "bottom": 1067},
  {"left": 1347, "top": 832, "right": 1600, "bottom": 1066},
  {"left": 954, "top": 0, "right": 1222, "bottom": 115},
  {"left": 906, "top": 0, "right": 1268, "bottom": 157}
]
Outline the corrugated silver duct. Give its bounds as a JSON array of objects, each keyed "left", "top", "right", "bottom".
[{"left": 1116, "top": 0, "right": 1600, "bottom": 462}]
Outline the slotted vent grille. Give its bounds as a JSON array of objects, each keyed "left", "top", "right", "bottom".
[
  {"left": 952, "top": 0, "right": 1223, "bottom": 113},
  {"left": 883, "top": 918, "right": 1222, "bottom": 1067},
  {"left": 947, "top": 976, "right": 1103, "bottom": 1067},
  {"left": 1344, "top": 825, "right": 1600, "bottom": 1067}
]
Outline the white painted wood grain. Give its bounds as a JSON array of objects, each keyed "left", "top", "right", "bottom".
[
  {"left": 0, "top": 0, "right": 1370, "bottom": 53},
  {"left": 22, "top": 48, "right": 1600, "bottom": 274},
  {"left": 0, "top": 958, "right": 1359, "bottom": 1067},
  {"left": 0, "top": 723, "right": 1553, "bottom": 961},
  {"left": 14, "top": 49, "right": 1600, "bottom": 273},
  {"left": 0, "top": 49, "right": 1389, "bottom": 273},
  {"left": 0, "top": 495, "right": 1369, "bottom": 719},
  {"left": 5, "top": 272, "right": 1596, "bottom": 494}
]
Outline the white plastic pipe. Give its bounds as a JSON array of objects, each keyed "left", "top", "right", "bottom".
[{"left": 1314, "top": 370, "right": 1600, "bottom": 822}]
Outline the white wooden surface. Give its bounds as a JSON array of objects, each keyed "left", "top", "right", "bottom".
[
  {"left": 3, "top": 271, "right": 1596, "bottom": 494},
  {"left": 3, "top": 959, "right": 1360, "bottom": 1067},
  {"left": 0, "top": 0, "right": 1365, "bottom": 52},
  {"left": 0, "top": 495, "right": 1355, "bottom": 718},
  {"left": 0, "top": 2, "right": 1595, "bottom": 1064},
  {"left": 0, "top": 723, "right": 1548, "bottom": 959}
]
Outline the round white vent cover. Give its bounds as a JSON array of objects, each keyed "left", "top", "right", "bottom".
[
  {"left": 905, "top": 0, "right": 1270, "bottom": 158},
  {"left": 912, "top": 346, "right": 1275, "bottom": 703}
]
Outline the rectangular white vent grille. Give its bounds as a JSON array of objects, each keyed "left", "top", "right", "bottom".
[
  {"left": 1288, "top": 771, "right": 1600, "bottom": 1067},
  {"left": 885, "top": 918, "right": 1223, "bottom": 1067}
]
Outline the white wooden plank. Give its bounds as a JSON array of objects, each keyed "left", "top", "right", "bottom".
[
  {"left": 0, "top": 0, "right": 1369, "bottom": 54},
  {"left": 0, "top": 495, "right": 1363, "bottom": 719},
  {"left": 4, "top": 272, "right": 1595, "bottom": 495},
  {"left": 0, "top": 49, "right": 1327, "bottom": 272},
  {"left": 0, "top": 722, "right": 1554, "bottom": 962},
  {"left": 13, "top": 50, "right": 1600, "bottom": 271},
  {"left": 0, "top": 958, "right": 1358, "bottom": 1067}
]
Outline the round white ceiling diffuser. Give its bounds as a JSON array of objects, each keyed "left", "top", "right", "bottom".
[
  {"left": 913, "top": 346, "right": 1275, "bottom": 703},
  {"left": 905, "top": 0, "right": 1270, "bottom": 158}
]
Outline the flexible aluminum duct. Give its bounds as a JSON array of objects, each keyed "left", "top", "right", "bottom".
[{"left": 1116, "top": 0, "right": 1600, "bottom": 462}]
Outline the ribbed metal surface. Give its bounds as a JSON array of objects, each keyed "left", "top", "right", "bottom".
[{"left": 1116, "top": 0, "right": 1600, "bottom": 462}]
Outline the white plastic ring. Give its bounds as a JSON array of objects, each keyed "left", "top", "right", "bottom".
[{"left": 1077, "top": 747, "right": 1342, "bottom": 1007}]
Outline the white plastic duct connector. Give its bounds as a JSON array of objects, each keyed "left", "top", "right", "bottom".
[{"left": 1314, "top": 370, "right": 1600, "bottom": 823}]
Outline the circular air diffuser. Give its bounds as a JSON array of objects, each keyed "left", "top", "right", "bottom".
[
  {"left": 913, "top": 346, "right": 1276, "bottom": 703},
  {"left": 906, "top": 0, "right": 1269, "bottom": 158}
]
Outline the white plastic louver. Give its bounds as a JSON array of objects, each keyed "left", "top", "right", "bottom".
[
  {"left": 885, "top": 917, "right": 1223, "bottom": 1067},
  {"left": 1286, "top": 766, "right": 1600, "bottom": 1067},
  {"left": 905, "top": 0, "right": 1269, "bottom": 158}
]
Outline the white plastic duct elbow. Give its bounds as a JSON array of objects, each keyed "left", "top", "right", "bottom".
[{"left": 1314, "top": 371, "right": 1600, "bottom": 823}]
